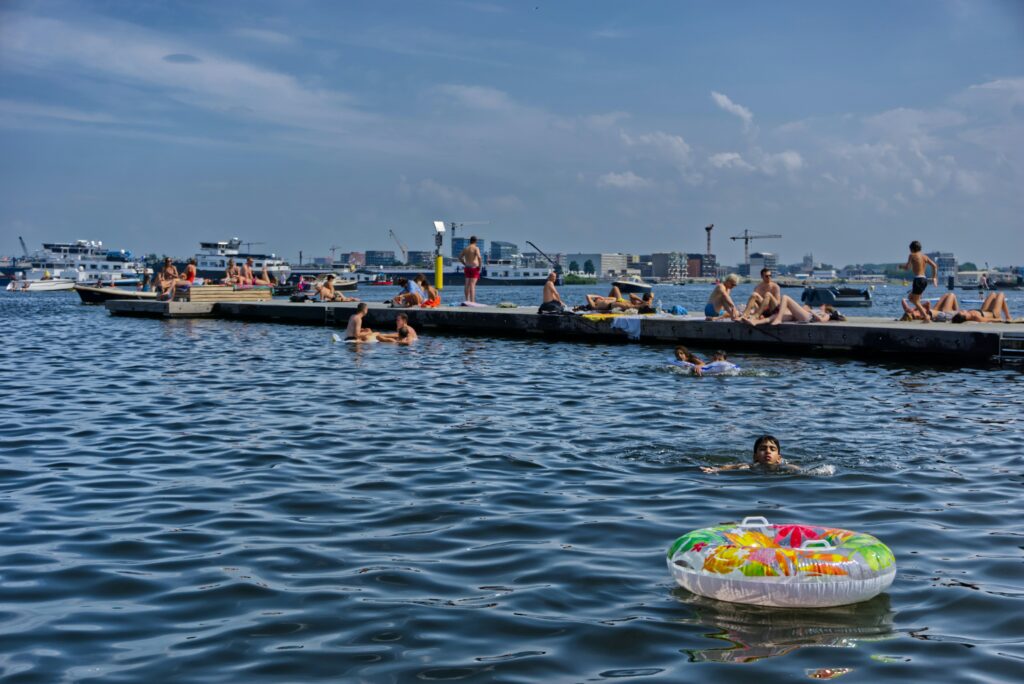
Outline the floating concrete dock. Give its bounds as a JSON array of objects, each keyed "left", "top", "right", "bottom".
[{"left": 105, "top": 300, "right": 1023, "bottom": 364}]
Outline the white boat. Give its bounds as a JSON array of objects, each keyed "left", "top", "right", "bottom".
[
  {"left": 193, "top": 238, "right": 291, "bottom": 283},
  {"left": 612, "top": 275, "right": 653, "bottom": 294},
  {"left": 4, "top": 239, "right": 151, "bottom": 286},
  {"left": 5, "top": 266, "right": 81, "bottom": 292}
]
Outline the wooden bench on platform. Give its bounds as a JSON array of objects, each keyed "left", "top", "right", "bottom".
[{"left": 174, "top": 285, "right": 273, "bottom": 302}]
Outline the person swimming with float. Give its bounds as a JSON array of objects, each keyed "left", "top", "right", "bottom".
[
  {"left": 670, "top": 345, "right": 705, "bottom": 376},
  {"left": 700, "top": 435, "right": 799, "bottom": 473}
]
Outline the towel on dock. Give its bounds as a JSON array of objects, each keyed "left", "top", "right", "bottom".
[{"left": 611, "top": 316, "right": 643, "bottom": 340}]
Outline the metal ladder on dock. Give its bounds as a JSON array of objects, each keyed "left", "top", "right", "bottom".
[{"left": 999, "top": 332, "right": 1024, "bottom": 364}]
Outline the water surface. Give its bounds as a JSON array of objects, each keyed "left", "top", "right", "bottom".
[{"left": 1, "top": 291, "right": 1022, "bottom": 682}]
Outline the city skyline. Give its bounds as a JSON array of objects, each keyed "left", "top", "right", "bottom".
[{"left": 2, "top": 1, "right": 1023, "bottom": 266}]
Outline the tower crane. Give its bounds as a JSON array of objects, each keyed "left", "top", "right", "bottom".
[
  {"left": 328, "top": 245, "right": 344, "bottom": 265},
  {"left": 18, "top": 236, "right": 30, "bottom": 257},
  {"left": 388, "top": 229, "right": 408, "bottom": 264},
  {"left": 448, "top": 220, "right": 489, "bottom": 243},
  {"left": 729, "top": 229, "right": 782, "bottom": 270}
]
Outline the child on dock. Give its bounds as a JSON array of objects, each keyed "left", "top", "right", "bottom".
[{"left": 902, "top": 241, "right": 938, "bottom": 322}]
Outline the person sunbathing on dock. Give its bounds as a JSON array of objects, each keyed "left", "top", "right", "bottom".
[
  {"left": 391, "top": 277, "right": 425, "bottom": 308},
  {"left": 701, "top": 435, "right": 800, "bottom": 474},
  {"left": 900, "top": 292, "right": 960, "bottom": 322},
  {"left": 377, "top": 312, "right": 418, "bottom": 345},
  {"left": 705, "top": 274, "right": 741, "bottom": 320},
  {"left": 740, "top": 268, "right": 781, "bottom": 320},
  {"left": 628, "top": 292, "right": 658, "bottom": 314},
  {"left": 584, "top": 286, "right": 633, "bottom": 312},
  {"left": 317, "top": 274, "right": 358, "bottom": 302},
  {"left": 254, "top": 264, "right": 276, "bottom": 287},
  {"left": 156, "top": 257, "right": 178, "bottom": 299},
  {"left": 952, "top": 292, "right": 1012, "bottom": 323},
  {"left": 344, "top": 303, "right": 376, "bottom": 342},
  {"left": 745, "top": 295, "right": 842, "bottom": 325},
  {"left": 167, "top": 258, "right": 197, "bottom": 299},
  {"left": 538, "top": 271, "right": 566, "bottom": 314}
]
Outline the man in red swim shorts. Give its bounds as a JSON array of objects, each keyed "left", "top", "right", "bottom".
[{"left": 459, "top": 235, "right": 483, "bottom": 303}]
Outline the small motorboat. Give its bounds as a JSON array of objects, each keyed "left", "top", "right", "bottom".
[
  {"left": 611, "top": 276, "right": 653, "bottom": 294},
  {"left": 801, "top": 286, "right": 872, "bottom": 308},
  {"left": 74, "top": 285, "right": 158, "bottom": 304}
]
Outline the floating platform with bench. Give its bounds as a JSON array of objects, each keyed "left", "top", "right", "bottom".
[
  {"left": 104, "top": 301, "right": 1022, "bottom": 364},
  {"left": 174, "top": 285, "right": 273, "bottom": 303}
]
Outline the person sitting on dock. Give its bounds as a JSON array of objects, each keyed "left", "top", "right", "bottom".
[
  {"left": 223, "top": 258, "right": 241, "bottom": 285},
  {"left": 415, "top": 274, "right": 442, "bottom": 308},
  {"left": 700, "top": 435, "right": 799, "bottom": 474},
  {"left": 168, "top": 258, "right": 197, "bottom": 299},
  {"left": 538, "top": 271, "right": 565, "bottom": 314},
  {"left": 951, "top": 292, "right": 1012, "bottom": 323},
  {"left": 377, "top": 312, "right": 419, "bottom": 345},
  {"left": 745, "top": 294, "right": 838, "bottom": 325},
  {"left": 156, "top": 257, "right": 178, "bottom": 300},
  {"left": 705, "top": 274, "right": 741, "bottom": 320},
  {"left": 240, "top": 257, "right": 257, "bottom": 286},
  {"left": 344, "top": 303, "right": 376, "bottom": 342},
  {"left": 902, "top": 240, "right": 939, "bottom": 323},
  {"left": 740, "top": 268, "right": 781, "bottom": 319},
  {"left": 317, "top": 274, "right": 358, "bottom": 302},
  {"left": 392, "top": 277, "right": 425, "bottom": 308}
]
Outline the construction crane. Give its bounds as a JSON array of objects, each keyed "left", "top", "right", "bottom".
[
  {"left": 388, "top": 229, "right": 408, "bottom": 264},
  {"left": 704, "top": 224, "right": 714, "bottom": 257},
  {"left": 18, "top": 236, "right": 30, "bottom": 257},
  {"left": 730, "top": 229, "right": 782, "bottom": 269},
  {"left": 448, "top": 220, "right": 489, "bottom": 243},
  {"left": 328, "top": 245, "right": 344, "bottom": 265},
  {"left": 241, "top": 241, "right": 265, "bottom": 253}
]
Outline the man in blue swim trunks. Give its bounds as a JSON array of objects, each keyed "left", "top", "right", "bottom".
[{"left": 705, "top": 274, "right": 741, "bottom": 320}]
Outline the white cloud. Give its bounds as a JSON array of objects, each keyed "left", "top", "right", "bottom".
[
  {"left": 708, "top": 152, "right": 755, "bottom": 171},
  {"left": 711, "top": 91, "right": 754, "bottom": 130},
  {"left": 436, "top": 84, "right": 514, "bottom": 111},
  {"left": 0, "top": 14, "right": 363, "bottom": 137},
  {"left": 232, "top": 28, "right": 295, "bottom": 46},
  {"left": 399, "top": 177, "right": 479, "bottom": 208},
  {"left": 760, "top": 150, "right": 804, "bottom": 175},
  {"left": 597, "top": 171, "right": 652, "bottom": 189}
]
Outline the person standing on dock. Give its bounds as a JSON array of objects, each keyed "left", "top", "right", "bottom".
[
  {"left": 459, "top": 236, "right": 482, "bottom": 303},
  {"left": 902, "top": 241, "right": 938, "bottom": 322},
  {"left": 538, "top": 271, "right": 565, "bottom": 314}
]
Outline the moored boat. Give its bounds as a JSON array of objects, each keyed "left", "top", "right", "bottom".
[
  {"left": 612, "top": 275, "right": 653, "bottom": 294},
  {"left": 74, "top": 285, "right": 158, "bottom": 305},
  {"left": 801, "top": 286, "right": 872, "bottom": 308}
]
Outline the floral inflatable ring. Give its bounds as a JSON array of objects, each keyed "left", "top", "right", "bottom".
[{"left": 667, "top": 516, "right": 896, "bottom": 608}]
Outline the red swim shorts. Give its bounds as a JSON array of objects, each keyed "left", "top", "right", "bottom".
[{"left": 464, "top": 266, "right": 481, "bottom": 280}]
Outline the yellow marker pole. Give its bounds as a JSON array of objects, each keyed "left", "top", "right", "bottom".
[{"left": 435, "top": 255, "right": 444, "bottom": 290}]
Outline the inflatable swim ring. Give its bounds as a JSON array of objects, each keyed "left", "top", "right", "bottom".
[
  {"left": 667, "top": 516, "right": 895, "bottom": 607},
  {"left": 669, "top": 359, "right": 741, "bottom": 375}
]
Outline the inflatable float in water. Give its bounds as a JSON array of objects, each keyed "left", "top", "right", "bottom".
[
  {"left": 669, "top": 360, "right": 741, "bottom": 375},
  {"left": 667, "top": 516, "right": 895, "bottom": 607}
]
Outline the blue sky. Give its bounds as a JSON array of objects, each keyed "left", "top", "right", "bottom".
[{"left": 1, "top": 0, "right": 1022, "bottom": 266}]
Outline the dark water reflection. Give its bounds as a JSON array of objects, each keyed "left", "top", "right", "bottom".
[{"left": 0, "top": 291, "right": 1022, "bottom": 682}]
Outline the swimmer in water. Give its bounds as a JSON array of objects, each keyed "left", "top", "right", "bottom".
[
  {"left": 710, "top": 350, "right": 728, "bottom": 362},
  {"left": 700, "top": 435, "right": 799, "bottom": 474},
  {"left": 673, "top": 345, "right": 705, "bottom": 376}
]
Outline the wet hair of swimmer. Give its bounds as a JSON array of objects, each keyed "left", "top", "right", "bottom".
[
  {"left": 753, "top": 434, "right": 781, "bottom": 460},
  {"left": 674, "top": 345, "right": 700, "bottom": 364},
  {"left": 711, "top": 350, "right": 727, "bottom": 361}
]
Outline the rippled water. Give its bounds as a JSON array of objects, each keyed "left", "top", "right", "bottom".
[{"left": 2, "top": 291, "right": 1022, "bottom": 682}]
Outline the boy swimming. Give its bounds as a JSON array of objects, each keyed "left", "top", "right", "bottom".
[{"left": 700, "top": 435, "right": 799, "bottom": 473}]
